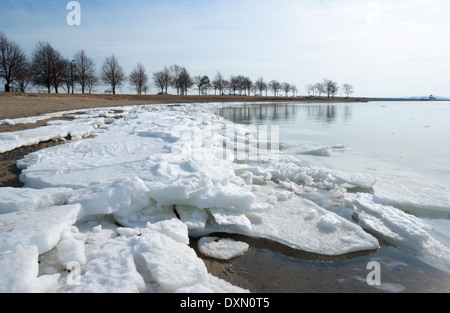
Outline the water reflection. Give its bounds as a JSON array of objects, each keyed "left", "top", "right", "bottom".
[{"left": 218, "top": 103, "right": 353, "bottom": 125}]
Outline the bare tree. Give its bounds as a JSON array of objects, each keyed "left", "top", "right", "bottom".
[
  {"left": 254, "top": 77, "right": 266, "bottom": 96},
  {"left": 323, "top": 79, "right": 339, "bottom": 98},
  {"left": 15, "top": 59, "right": 33, "bottom": 93},
  {"left": 86, "top": 71, "right": 99, "bottom": 94},
  {"left": 62, "top": 59, "right": 76, "bottom": 94},
  {"left": 31, "top": 41, "right": 52, "bottom": 93},
  {"left": 282, "top": 82, "right": 291, "bottom": 97},
  {"left": 31, "top": 41, "right": 67, "bottom": 93},
  {"left": 74, "top": 50, "right": 96, "bottom": 94},
  {"left": 234, "top": 75, "right": 249, "bottom": 95},
  {"left": 242, "top": 76, "right": 252, "bottom": 96},
  {"left": 314, "top": 82, "right": 326, "bottom": 97},
  {"left": 153, "top": 66, "right": 172, "bottom": 95},
  {"left": 342, "top": 83, "right": 354, "bottom": 98},
  {"left": 229, "top": 75, "right": 240, "bottom": 95},
  {"left": 170, "top": 65, "right": 183, "bottom": 95},
  {"left": 212, "top": 71, "right": 227, "bottom": 95},
  {"left": 269, "top": 80, "right": 282, "bottom": 96},
  {"left": 199, "top": 75, "right": 211, "bottom": 95},
  {"left": 169, "top": 65, "right": 193, "bottom": 95},
  {"left": 0, "top": 32, "right": 28, "bottom": 92},
  {"left": 101, "top": 55, "right": 126, "bottom": 95},
  {"left": 129, "top": 63, "right": 149, "bottom": 95},
  {"left": 52, "top": 56, "right": 70, "bottom": 94},
  {"left": 194, "top": 75, "right": 211, "bottom": 95},
  {"left": 178, "top": 67, "right": 193, "bottom": 95}
]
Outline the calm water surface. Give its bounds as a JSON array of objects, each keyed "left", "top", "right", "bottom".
[
  {"left": 218, "top": 101, "right": 450, "bottom": 188},
  {"left": 216, "top": 101, "right": 450, "bottom": 293}
]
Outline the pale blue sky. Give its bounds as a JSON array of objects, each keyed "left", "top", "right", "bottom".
[{"left": 1, "top": 0, "right": 450, "bottom": 97}]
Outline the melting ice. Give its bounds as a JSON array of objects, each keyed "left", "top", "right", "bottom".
[{"left": 0, "top": 102, "right": 449, "bottom": 293}]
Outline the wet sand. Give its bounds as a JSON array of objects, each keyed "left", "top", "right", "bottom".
[
  {"left": 191, "top": 234, "right": 450, "bottom": 293},
  {"left": 1, "top": 93, "right": 449, "bottom": 293}
]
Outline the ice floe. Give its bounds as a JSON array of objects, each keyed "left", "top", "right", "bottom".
[
  {"left": 197, "top": 237, "right": 249, "bottom": 260},
  {"left": 0, "top": 187, "right": 72, "bottom": 214},
  {"left": 296, "top": 144, "right": 346, "bottom": 157},
  {"left": 352, "top": 193, "right": 450, "bottom": 272},
  {"left": 373, "top": 176, "right": 450, "bottom": 218},
  {"left": 0, "top": 204, "right": 82, "bottom": 255},
  {"left": 0, "top": 118, "right": 106, "bottom": 153}
]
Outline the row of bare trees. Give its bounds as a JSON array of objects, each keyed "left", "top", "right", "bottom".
[
  {"left": 1, "top": 32, "right": 100, "bottom": 94},
  {"left": 306, "top": 79, "right": 354, "bottom": 98},
  {"left": 2, "top": 32, "right": 352, "bottom": 97},
  {"left": 0, "top": 32, "right": 141, "bottom": 94},
  {"left": 189, "top": 72, "right": 298, "bottom": 97},
  {"left": 149, "top": 67, "right": 300, "bottom": 97}
]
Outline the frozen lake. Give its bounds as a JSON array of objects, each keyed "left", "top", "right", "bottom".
[{"left": 218, "top": 101, "right": 450, "bottom": 189}]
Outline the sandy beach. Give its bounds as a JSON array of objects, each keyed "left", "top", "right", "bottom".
[{"left": 0, "top": 92, "right": 363, "bottom": 120}]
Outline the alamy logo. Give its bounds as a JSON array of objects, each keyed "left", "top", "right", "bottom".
[
  {"left": 171, "top": 122, "right": 280, "bottom": 163},
  {"left": 67, "top": 1, "right": 81, "bottom": 26},
  {"left": 366, "top": 261, "right": 381, "bottom": 286}
]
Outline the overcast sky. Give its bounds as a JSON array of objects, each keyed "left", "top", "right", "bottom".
[{"left": 1, "top": 0, "right": 449, "bottom": 97}]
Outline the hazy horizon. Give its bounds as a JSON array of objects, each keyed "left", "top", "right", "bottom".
[{"left": 1, "top": 0, "right": 449, "bottom": 97}]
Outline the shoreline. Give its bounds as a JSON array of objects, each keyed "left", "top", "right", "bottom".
[
  {"left": 0, "top": 92, "right": 364, "bottom": 120},
  {"left": 1, "top": 95, "right": 449, "bottom": 293}
]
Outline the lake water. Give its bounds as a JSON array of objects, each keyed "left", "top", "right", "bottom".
[
  {"left": 216, "top": 101, "right": 450, "bottom": 293},
  {"left": 218, "top": 101, "right": 450, "bottom": 189}
]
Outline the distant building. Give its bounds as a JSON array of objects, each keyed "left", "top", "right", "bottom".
[{"left": 429, "top": 95, "right": 436, "bottom": 100}]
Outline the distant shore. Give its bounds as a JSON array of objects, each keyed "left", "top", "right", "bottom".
[
  {"left": 1, "top": 91, "right": 445, "bottom": 123},
  {"left": 0, "top": 92, "right": 367, "bottom": 120}
]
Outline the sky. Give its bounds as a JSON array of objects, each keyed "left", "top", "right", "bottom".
[{"left": 1, "top": 0, "right": 450, "bottom": 97}]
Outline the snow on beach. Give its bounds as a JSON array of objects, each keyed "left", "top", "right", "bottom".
[{"left": 1, "top": 102, "right": 450, "bottom": 293}]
